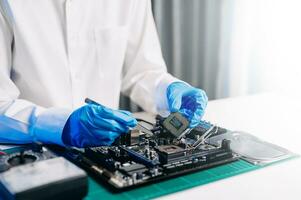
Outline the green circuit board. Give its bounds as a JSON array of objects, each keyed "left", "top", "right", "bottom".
[{"left": 85, "top": 159, "right": 259, "bottom": 200}]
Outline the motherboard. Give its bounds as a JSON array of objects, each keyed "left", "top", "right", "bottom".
[{"left": 62, "top": 113, "right": 239, "bottom": 190}]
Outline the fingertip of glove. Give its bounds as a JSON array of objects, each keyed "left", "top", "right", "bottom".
[
  {"left": 189, "top": 111, "right": 204, "bottom": 128},
  {"left": 101, "top": 106, "right": 114, "bottom": 115},
  {"left": 88, "top": 104, "right": 109, "bottom": 115},
  {"left": 119, "top": 110, "right": 132, "bottom": 116},
  {"left": 129, "top": 118, "right": 138, "bottom": 127},
  {"left": 122, "top": 117, "right": 137, "bottom": 128}
]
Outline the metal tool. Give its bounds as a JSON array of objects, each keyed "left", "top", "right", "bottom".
[
  {"left": 85, "top": 98, "right": 153, "bottom": 135},
  {"left": 192, "top": 125, "right": 217, "bottom": 149}
]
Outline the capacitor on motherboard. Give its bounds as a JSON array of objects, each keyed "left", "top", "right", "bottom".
[
  {"left": 136, "top": 172, "right": 143, "bottom": 180},
  {"left": 114, "top": 161, "right": 121, "bottom": 169},
  {"left": 178, "top": 142, "right": 188, "bottom": 149},
  {"left": 150, "top": 168, "right": 159, "bottom": 176},
  {"left": 144, "top": 148, "right": 150, "bottom": 159},
  {"left": 132, "top": 173, "right": 137, "bottom": 184},
  {"left": 149, "top": 140, "right": 157, "bottom": 147},
  {"left": 149, "top": 150, "right": 157, "bottom": 160}
]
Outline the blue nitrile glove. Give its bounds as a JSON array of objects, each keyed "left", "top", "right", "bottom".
[
  {"left": 167, "top": 82, "right": 208, "bottom": 128},
  {"left": 62, "top": 104, "right": 137, "bottom": 148}
]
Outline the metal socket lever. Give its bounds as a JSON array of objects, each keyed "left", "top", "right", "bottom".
[{"left": 193, "top": 125, "right": 217, "bottom": 149}]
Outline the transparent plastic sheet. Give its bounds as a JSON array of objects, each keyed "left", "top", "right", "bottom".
[{"left": 207, "top": 131, "right": 297, "bottom": 166}]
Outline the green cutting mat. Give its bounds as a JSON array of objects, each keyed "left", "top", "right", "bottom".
[{"left": 85, "top": 160, "right": 260, "bottom": 200}]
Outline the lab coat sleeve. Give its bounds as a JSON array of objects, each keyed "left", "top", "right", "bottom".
[
  {"left": 0, "top": 11, "right": 70, "bottom": 146},
  {"left": 121, "top": 0, "right": 180, "bottom": 113}
]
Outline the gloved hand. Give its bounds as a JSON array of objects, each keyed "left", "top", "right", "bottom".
[
  {"left": 62, "top": 104, "right": 137, "bottom": 148},
  {"left": 167, "top": 82, "right": 208, "bottom": 128}
]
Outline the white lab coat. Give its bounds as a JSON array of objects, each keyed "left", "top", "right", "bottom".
[{"left": 0, "top": 0, "right": 178, "bottom": 145}]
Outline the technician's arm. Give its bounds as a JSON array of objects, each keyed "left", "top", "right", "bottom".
[
  {"left": 0, "top": 10, "right": 70, "bottom": 145},
  {"left": 121, "top": 0, "right": 208, "bottom": 126},
  {"left": 121, "top": 0, "right": 179, "bottom": 113}
]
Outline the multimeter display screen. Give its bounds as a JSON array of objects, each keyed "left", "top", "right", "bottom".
[{"left": 169, "top": 116, "right": 183, "bottom": 130}]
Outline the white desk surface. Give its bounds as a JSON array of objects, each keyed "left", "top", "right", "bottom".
[{"left": 159, "top": 93, "right": 301, "bottom": 200}]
